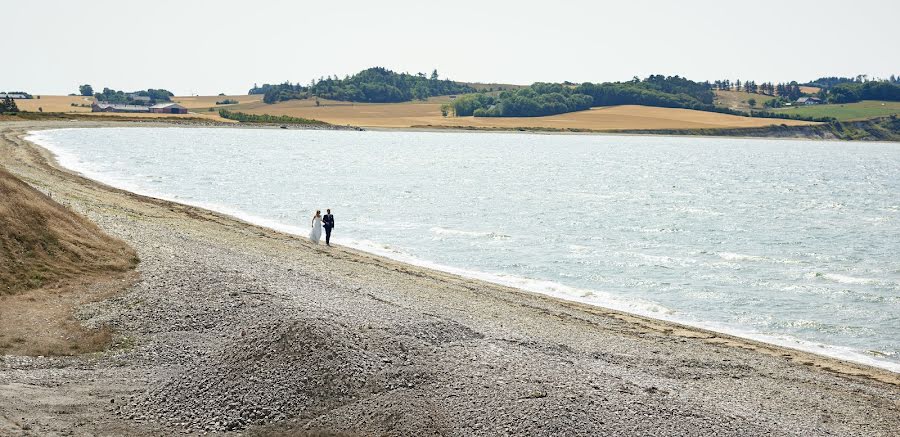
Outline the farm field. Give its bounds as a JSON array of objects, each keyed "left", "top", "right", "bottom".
[
  {"left": 799, "top": 86, "right": 821, "bottom": 94},
  {"left": 714, "top": 90, "right": 778, "bottom": 111},
  {"left": 772, "top": 100, "right": 900, "bottom": 121},
  {"left": 172, "top": 94, "right": 263, "bottom": 109},
  {"left": 11, "top": 94, "right": 819, "bottom": 130},
  {"left": 230, "top": 98, "right": 817, "bottom": 130},
  {"left": 13, "top": 95, "right": 94, "bottom": 113}
]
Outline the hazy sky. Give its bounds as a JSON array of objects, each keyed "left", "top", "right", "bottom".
[{"left": 6, "top": 0, "right": 899, "bottom": 95}]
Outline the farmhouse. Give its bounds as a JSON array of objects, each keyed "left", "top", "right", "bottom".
[
  {"left": 796, "top": 97, "right": 822, "bottom": 105},
  {"left": 0, "top": 93, "right": 30, "bottom": 99},
  {"left": 149, "top": 103, "right": 188, "bottom": 114},
  {"left": 92, "top": 102, "right": 150, "bottom": 113}
]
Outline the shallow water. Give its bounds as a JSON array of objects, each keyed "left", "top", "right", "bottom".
[{"left": 29, "top": 127, "right": 900, "bottom": 371}]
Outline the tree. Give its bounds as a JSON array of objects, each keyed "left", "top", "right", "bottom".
[
  {"left": 747, "top": 98, "right": 756, "bottom": 107},
  {"left": 0, "top": 96, "right": 18, "bottom": 112},
  {"left": 79, "top": 84, "right": 93, "bottom": 96},
  {"left": 430, "top": 69, "right": 439, "bottom": 81}
]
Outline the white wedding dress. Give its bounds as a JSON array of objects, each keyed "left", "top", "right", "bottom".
[{"left": 309, "top": 216, "right": 323, "bottom": 243}]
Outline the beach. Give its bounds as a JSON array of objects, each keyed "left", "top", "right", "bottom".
[{"left": 1, "top": 121, "right": 898, "bottom": 436}]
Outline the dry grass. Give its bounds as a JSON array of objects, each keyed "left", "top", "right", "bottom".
[
  {"left": 799, "top": 86, "right": 821, "bottom": 94},
  {"left": 714, "top": 90, "right": 779, "bottom": 112},
  {"left": 0, "top": 167, "right": 137, "bottom": 355},
  {"left": 13, "top": 95, "right": 94, "bottom": 113},
  {"left": 172, "top": 94, "right": 264, "bottom": 109},
  {"left": 18, "top": 94, "right": 819, "bottom": 130},
  {"left": 230, "top": 98, "right": 817, "bottom": 130}
]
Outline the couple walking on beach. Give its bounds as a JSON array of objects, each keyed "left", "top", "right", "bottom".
[{"left": 309, "top": 209, "right": 335, "bottom": 246}]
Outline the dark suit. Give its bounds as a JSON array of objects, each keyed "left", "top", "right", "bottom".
[{"left": 322, "top": 213, "right": 334, "bottom": 245}]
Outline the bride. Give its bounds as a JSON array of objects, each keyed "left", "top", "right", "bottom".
[{"left": 309, "top": 210, "right": 323, "bottom": 244}]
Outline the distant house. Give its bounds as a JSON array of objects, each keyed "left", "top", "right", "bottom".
[
  {"left": 0, "top": 93, "right": 31, "bottom": 99},
  {"left": 796, "top": 97, "right": 822, "bottom": 105},
  {"left": 92, "top": 102, "right": 150, "bottom": 113},
  {"left": 149, "top": 103, "right": 188, "bottom": 114}
]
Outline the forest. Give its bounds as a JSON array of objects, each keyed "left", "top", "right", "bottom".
[
  {"left": 449, "top": 76, "right": 717, "bottom": 117},
  {"left": 826, "top": 81, "right": 900, "bottom": 104},
  {"left": 450, "top": 83, "right": 592, "bottom": 117},
  {"left": 250, "top": 67, "right": 475, "bottom": 104}
]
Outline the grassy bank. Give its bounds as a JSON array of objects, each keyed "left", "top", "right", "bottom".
[
  {"left": 610, "top": 116, "right": 900, "bottom": 141},
  {"left": 771, "top": 101, "right": 900, "bottom": 121},
  {"left": 0, "top": 166, "right": 137, "bottom": 355}
]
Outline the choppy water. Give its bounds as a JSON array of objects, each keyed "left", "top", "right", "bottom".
[{"left": 29, "top": 127, "right": 900, "bottom": 371}]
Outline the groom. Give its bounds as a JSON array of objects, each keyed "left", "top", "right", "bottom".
[{"left": 322, "top": 208, "right": 335, "bottom": 246}]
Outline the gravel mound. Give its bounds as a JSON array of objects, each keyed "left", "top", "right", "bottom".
[{"left": 132, "top": 318, "right": 381, "bottom": 432}]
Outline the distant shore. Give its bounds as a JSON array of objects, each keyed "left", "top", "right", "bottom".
[
  {"left": 5, "top": 110, "right": 899, "bottom": 142},
  {"left": 1, "top": 120, "right": 898, "bottom": 436}
]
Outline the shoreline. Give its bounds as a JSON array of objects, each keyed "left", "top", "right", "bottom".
[
  {"left": 20, "top": 121, "right": 900, "bottom": 379},
  {"left": 25, "top": 126, "right": 900, "bottom": 374},
  {"left": 2, "top": 120, "right": 899, "bottom": 435},
  {"left": 6, "top": 112, "right": 900, "bottom": 143}
]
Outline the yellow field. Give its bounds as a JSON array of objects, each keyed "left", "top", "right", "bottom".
[
  {"left": 13, "top": 95, "right": 94, "bottom": 113},
  {"left": 799, "top": 86, "right": 821, "bottom": 94},
  {"left": 172, "top": 94, "right": 263, "bottom": 109},
  {"left": 15, "top": 94, "right": 818, "bottom": 130},
  {"left": 714, "top": 90, "right": 778, "bottom": 111},
  {"left": 232, "top": 98, "right": 817, "bottom": 130}
]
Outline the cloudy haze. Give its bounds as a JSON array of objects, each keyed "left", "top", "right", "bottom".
[{"left": 6, "top": 0, "right": 899, "bottom": 95}]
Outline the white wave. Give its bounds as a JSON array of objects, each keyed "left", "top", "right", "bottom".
[
  {"left": 716, "top": 252, "right": 801, "bottom": 265},
  {"left": 26, "top": 128, "right": 900, "bottom": 374},
  {"left": 816, "top": 273, "right": 878, "bottom": 285},
  {"left": 430, "top": 226, "right": 510, "bottom": 240},
  {"left": 717, "top": 252, "right": 766, "bottom": 262}
]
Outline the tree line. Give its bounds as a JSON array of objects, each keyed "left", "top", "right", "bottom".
[
  {"left": 89, "top": 86, "right": 174, "bottom": 105},
  {"left": 449, "top": 83, "right": 593, "bottom": 117},
  {"left": 449, "top": 75, "right": 716, "bottom": 118},
  {"left": 218, "top": 109, "right": 328, "bottom": 125},
  {"left": 827, "top": 81, "right": 900, "bottom": 103},
  {"left": 445, "top": 75, "right": 834, "bottom": 122},
  {"left": 249, "top": 67, "right": 475, "bottom": 104},
  {"left": 806, "top": 75, "right": 900, "bottom": 89}
]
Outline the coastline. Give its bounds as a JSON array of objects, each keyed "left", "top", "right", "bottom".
[
  {"left": 1, "top": 120, "right": 899, "bottom": 435},
  {"left": 26, "top": 126, "right": 900, "bottom": 374}
]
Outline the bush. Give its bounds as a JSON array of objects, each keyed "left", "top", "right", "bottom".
[{"left": 218, "top": 109, "right": 328, "bottom": 125}]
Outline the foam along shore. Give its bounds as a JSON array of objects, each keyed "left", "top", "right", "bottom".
[
  {"left": 1, "top": 120, "right": 898, "bottom": 436},
  {"left": 25, "top": 126, "right": 900, "bottom": 374}
]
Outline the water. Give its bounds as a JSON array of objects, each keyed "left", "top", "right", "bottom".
[{"left": 28, "top": 127, "right": 900, "bottom": 372}]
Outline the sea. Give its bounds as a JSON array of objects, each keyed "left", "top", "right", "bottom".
[{"left": 27, "top": 127, "right": 900, "bottom": 372}]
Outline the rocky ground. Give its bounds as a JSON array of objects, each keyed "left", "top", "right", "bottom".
[{"left": 0, "top": 121, "right": 898, "bottom": 436}]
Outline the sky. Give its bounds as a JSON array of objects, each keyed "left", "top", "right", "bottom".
[{"left": 5, "top": 0, "right": 900, "bottom": 96}]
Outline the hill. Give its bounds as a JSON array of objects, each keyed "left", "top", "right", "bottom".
[
  {"left": 449, "top": 75, "right": 719, "bottom": 118},
  {"left": 250, "top": 67, "right": 475, "bottom": 104},
  {"left": 772, "top": 101, "right": 900, "bottom": 121},
  {"left": 226, "top": 97, "right": 816, "bottom": 130},
  {"left": 714, "top": 90, "right": 778, "bottom": 112},
  {"left": 0, "top": 167, "right": 137, "bottom": 355}
]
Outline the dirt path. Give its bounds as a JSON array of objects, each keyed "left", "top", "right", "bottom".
[{"left": 0, "top": 121, "right": 898, "bottom": 436}]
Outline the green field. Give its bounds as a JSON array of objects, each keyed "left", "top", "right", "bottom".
[{"left": 772, "top": 100, "right": 900, "bottom": 121}]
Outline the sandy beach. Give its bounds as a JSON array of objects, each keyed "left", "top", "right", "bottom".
[{"left": 1, "top": 121, "right": 898, "bottom": 436}]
